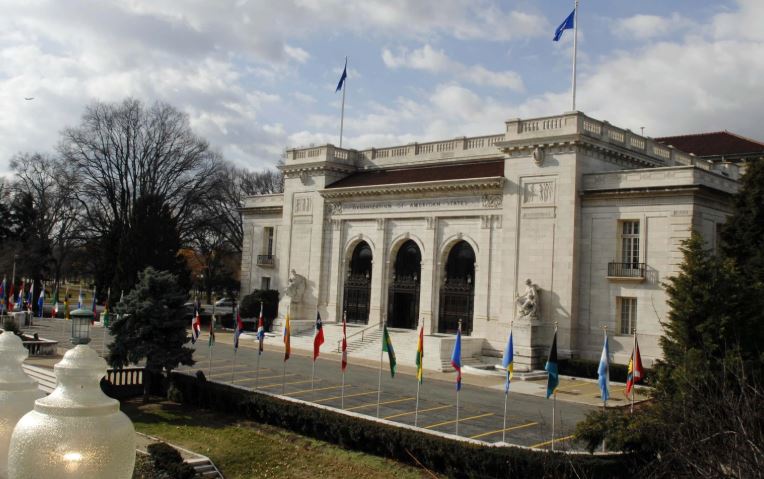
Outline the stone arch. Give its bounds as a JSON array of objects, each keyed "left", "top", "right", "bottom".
[
  {"left": 386, "top": 238, "right": 422, "bottom": 330},
  {"left": 436, "top": 239, "right": 476, "bottom": 335},
  {"left": 342, "top": 240, "right": 373, "bottom": 324}
]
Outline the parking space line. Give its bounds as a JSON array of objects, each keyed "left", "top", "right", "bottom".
[
  {"left": 259, "top": 379, "right": 318, "bottom": 390},
  {"left": 469, "top": 421, "right": 538, "bottom": 440},
  {"left": 530, "top": 434, "right": 575, "bottom": 449},
  {"left": 233, "top": 373, "right": 297, "bottom": 384},
  {"left": 345, "top": 397, "right": 415, "bottom": 411},
  {"left": 383, "top": 405, "right": 451, "bottom": 420},
  {"left": 288, "top": 384, "right": 346, "bottom": 396},
  {"left": 313, "top": 390, "right": 378, "bottom": 403},
  {"left": 423, "top": 412, "right": 494, "bottom": 430}
]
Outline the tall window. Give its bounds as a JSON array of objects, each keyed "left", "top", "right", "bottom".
[
  {"left": 620, "top": 220, "right": 640, "bottom": 267},
  {"left": 261, "top": 277, "right": 271, "bottom": 290},
  {"left": 618, "top": 297, "right": 637, "bottom": 335},
  {"left": 264, "top": 227, "right": 274, "bottom": 256}
]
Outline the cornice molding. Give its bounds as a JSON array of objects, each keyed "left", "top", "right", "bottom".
[{"left": 319, "top": 176, "right": 505, "bottom": 199}]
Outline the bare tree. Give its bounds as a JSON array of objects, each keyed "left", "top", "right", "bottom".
[
  {"left": 59, "top": 98, "right": 222, "bottom": 242},
  {"left": 8, "top": 153, "right": 81, "bottom": 284}
]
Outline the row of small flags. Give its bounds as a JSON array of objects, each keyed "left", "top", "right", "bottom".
[{"left": 0, "top": 279, "right": 109, "bottom": 322}]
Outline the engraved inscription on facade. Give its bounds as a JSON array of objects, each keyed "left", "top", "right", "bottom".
[
  {"left": 522, "top": 181, "right": 555, "bottom": 205},
  {"left": 293, "top": 196, "right": 312, "bottom": 215}
]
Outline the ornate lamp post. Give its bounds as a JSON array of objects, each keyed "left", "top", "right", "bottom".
[
  {"left": 7, "top": 309, "right": 135, "bottom": 479},
  {"left": 0, "top": 332, "right": 42, "bottom": 479}
]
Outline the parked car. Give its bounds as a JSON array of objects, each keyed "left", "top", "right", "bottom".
[{"left": 214, "top": 298, "right": 235, "bottom": 309}]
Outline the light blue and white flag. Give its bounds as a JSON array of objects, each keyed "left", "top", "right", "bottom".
[{"left": 598, "top": 334, "right": 610, "bottom": 401}]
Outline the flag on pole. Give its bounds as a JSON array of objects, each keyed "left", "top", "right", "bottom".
[
  {"left": 16, "top": 280, "right": 24, "bottom": 310},
  {"left": 103, "top": 297, "right": 110, "bottom": 328},
  {"left": 545, "top": 331, "right": 559, "bottom": 398},
  {"left": 313, "top": 311, "right": 324, "bottom": 361},
  {"left": 382, "top": 324, "right": 397, "bottom": 377},
  {"left": 451, "top": 327, "right": 462, "bottom": 391},
  {"left": 37, "top": 287, "right": 44, "bottom": 318},
  {"left": 625, "top": 338, "right": 644, "bottom": 396},
  {"left": 598, "top": 334, "right": 610, "bottom": 401},
  {"left": 7, "top": 282, "right": 14, "bottom": 312},
  {"left": 415, "top": 325, "right": 424, "bottom": 384},
  {"left": 27, "top": 283, "right": 34, "bottom": 313},
  {"left": 233, "top": 306, "right": 244, "bottom": 350},
  {"left": 335, "top": 57, "right": 348, "bottom": 92},
  {"left": 283, "top": 309, "right": 291, "bottom": 361},
  {"left": 52, "top": 286, "right": 59, "bottom": 318},
  {"left": 191, "top": 310, "right": 202, "bottom": 344},
  {"left": 553, "top": 9, "right": 575, "bottom": 41},
  {"left": 0, "top": 276, "right": 6, "bottom": 314},
  {"left": 256, "top": 305, "right": 265, "bottom": 355},
  {"left": 341, "top": 312, "right": 348, "bottom": 372},
  {"left": 91, "top": 287, "right": 97, "bottom": 322},
  {"left": 77, "top": 287, "right": 83, "bottom": 309},
  {"left": 64, "top": 290, "right": 70, "bottom": 320},
  {"left": 208, "top": 314, "right": 216, "bottom": 347},
  {"left": 502, "top": 330, "right": 514, "bottom": 394}
]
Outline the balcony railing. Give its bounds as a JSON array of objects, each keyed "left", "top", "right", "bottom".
[
  {"left": 257, "top": 254, "right": 275, "bottom": 267},
  {"left": 607, "top": 262, "right": 646, "bottom": 280}
]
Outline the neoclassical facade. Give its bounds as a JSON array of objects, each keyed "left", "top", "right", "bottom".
[{"left": 240, "top": 111, "right": 745, "bottom": 371}]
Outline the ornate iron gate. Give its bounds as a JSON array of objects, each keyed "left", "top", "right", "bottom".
[
  {"left": 387, "top": 274, "right": 420, "bottom": 329},
  {"left": 438, "top": 278, "right": 474, "bottom": 334},
  {"left": 343, "top": 273, "right": 371, "bottom": 324}
]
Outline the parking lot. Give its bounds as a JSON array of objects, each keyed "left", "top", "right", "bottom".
[{"left": 26, "top": 318, "right": 603, "bottom": 450}]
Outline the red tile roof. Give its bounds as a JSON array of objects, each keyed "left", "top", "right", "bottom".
[
  {"left": 326, "top": 160, "right": 504, "bottom": 189},
  {"left": 656, "top": 131, "right": 764, "bottom": 158}
]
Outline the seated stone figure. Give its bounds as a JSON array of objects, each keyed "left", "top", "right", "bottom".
[{"left": 516, "top": 278, "right": 539, "bottom": 320}]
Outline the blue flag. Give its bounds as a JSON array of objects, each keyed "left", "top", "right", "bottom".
[
  {"left": 335, "top": 58, "right": 347, "bottom": 93},
  {"left": 502, "top": 331, "right": 514, "bottom": 394},
  {"left": 598, "top": 334, "right": 610, "bottom": 401},
  {"left": 544, "top": 331, "right": 559, "bottom": 398},
  {"left": 451, "top": 328, "right": 462, "bottom": 391},
  {"left": 553, "top": 9, "right": 575, "bottom": 41}
]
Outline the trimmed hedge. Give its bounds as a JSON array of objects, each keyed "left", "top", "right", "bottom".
[
  {"left": 166, "top": 372, "right": 636, "bottom": 479},
  {"left": 559, "top": 358, "right": 652, "bottom": 384}
]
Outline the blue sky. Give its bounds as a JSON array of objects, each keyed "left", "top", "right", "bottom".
[{"left": 1, "top": 0, "right": 761, "bottom": 173}]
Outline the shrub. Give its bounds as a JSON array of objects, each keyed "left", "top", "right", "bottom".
[
  {"left": 167, "top": 372, "right": 635, "bottom": 479},
  {"left": 239, "top": 289, "right": 279, "bottom": 331},
  {"left": 146, "top": 442, "right": 195, "bottom": 479}
]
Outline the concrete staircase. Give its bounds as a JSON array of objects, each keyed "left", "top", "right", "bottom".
[{"left": 187, "top": 457, "right": 224, "bottom": 478}]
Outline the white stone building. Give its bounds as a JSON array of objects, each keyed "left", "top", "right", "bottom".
[{"left": 240, "top": 111, "right": 757, "bottom": 371}]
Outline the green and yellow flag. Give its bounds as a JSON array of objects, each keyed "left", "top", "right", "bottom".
[{"left": 382, "top": 324, "right": 397, "bottom": 378}]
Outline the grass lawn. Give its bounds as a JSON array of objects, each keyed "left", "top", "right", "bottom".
[{"left": 123, "top": 400, "right": 440, "bottom": 479}]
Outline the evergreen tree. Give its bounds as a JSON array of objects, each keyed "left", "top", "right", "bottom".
[
  {"left": 722, "top": 159, "right": 764, "bottom": 285},
  {"left": 107, "top": 267, "right": 194, "bottom": 401}
]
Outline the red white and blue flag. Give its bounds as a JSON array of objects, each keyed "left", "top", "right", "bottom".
[
  {"left": 191, "top": 310, "right": 201, "bottom": 344},
  {"left": 451, "top": 326, "right": 463, "bottom": 391},
  {"left": 256, "top": 304, "right": 265, "bottom": 355},
  {"left": 341, "top": 312, "right": 348, "bottom": 372},
  {"left": 234, "top": 306, "right": 244, "bottom": 350},
  {"left": 313, "top": 311, "right": 324, "bottom": 361}
]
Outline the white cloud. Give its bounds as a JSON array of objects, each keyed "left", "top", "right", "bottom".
[
  {"left": 612, "top": 13, "right": 693, "bottom": 40},
  {"left": 284, "top": 45, "right": 310, "bottom": 63},
  {"left": 382, "top": 44, "right": 523, "bottom": 90}
]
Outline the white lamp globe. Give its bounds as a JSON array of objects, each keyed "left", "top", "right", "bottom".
[
  {"left": 7, "top": 309, "right": 135, "bottom": 479},
  {"left": 0, "top": 332, "right": 43, "bottom": 479}
]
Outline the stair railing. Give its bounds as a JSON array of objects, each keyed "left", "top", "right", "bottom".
[{"left": 336, "top": 321, "right": 381, "bottom": 352}]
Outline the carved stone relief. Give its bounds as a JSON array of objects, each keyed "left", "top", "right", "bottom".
[
  {"left": 532, "top": 146, "right": 545, "bottom": 166},
  {"left": 522, "top": 181, "right": 555, "bottom": 205},
  {"left": 481, "top": 194, "right": 502, "bottom": 208}
]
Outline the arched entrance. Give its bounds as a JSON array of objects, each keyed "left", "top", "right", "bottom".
[
  {"left": 387, "top": 240, "right": 421, "bottom": 329},
  {"left": 438, "top": 240, "right": 475, "bottom": 335},
  {"left": 343, "top": 241, "right": 372, "bottom": 324}
]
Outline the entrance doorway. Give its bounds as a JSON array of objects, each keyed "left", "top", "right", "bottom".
[
  {"left": 343, "top": 241, "right": 372, "bottom": 324},
  {"left": 437, "top": 240, "right": 475, "bottom": 335},
  {"left": 387, "top": 240, "right": 421, "bottom": 329}
]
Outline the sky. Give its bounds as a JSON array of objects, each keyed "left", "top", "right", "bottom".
[{"left": 1, "top": 0, "right": 763, "bottom": 174}]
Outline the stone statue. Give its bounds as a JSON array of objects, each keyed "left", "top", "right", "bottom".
[
  {"left": 516, "top": 278, "right": 539, "bottom": 320},
  {"left": 284, "top": 269, "right": 307, "bottom": 304}
]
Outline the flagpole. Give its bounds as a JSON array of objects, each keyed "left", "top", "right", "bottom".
[
  {"left": 231, "top": 348, "right": 237, "bottom": 383},
  {"left": 602, "top": 325, "right": 608, "bottom": 452},
  {"left": 341, "top": 311, "right": 347, "bottom": 409},
  {"left": 551, "top": 321, "right": 558, "bottom": 452},
  {"left": 339, "top": 56, "right": 347, "bottom": 148},
  {"left": 571, "top": 0, "right": 579, "bottom": 111},
  {"left": 631, "top": 327, "right": 637, "bottom": 413},
  {"left": 282, "top": 305, "right": 290, "bottom": 395},
  {"left": 311, "top": 317, "right": 317, "bottom": 391},
  {"left": 502, "top": 322, "right": 512, "bottom": 443},
  {"left": 376, "top": 320, "right": 385, "bottom": 418},
  {"left": 455, "top": 318, "right": 462, "bottom": 436}
]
